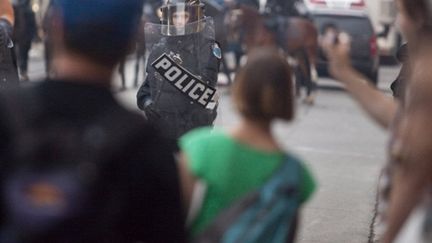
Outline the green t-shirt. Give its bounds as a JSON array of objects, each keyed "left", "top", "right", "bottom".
[{"left": 179, "top": 127, "right": 317, "bottom": 237}]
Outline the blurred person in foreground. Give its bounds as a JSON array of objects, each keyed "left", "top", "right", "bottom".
[
  {"left": 0, "top": 0, "right": 19, "bottom": 87},
  {"left": 323, "top": 0, "right": 432, "bottom": 242},
  {"left": 0, "top": 0, "right": 186, "bottom": 242},
  {"left": 178, "top": 47, "right": 316, "bottom": 241},
  {"left": 136, "top": 0, "right": 220, "bottom": 150}
]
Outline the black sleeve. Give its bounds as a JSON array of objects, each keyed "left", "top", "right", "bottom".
[
  {"left": 0, "top": 18, "right": 13, "bottom": 39},
  {"left": 136, "top": 73, "right": 152, "bottom": 110},
  {"left": 200, "top": 40, "right": 221, "bottom": 88},
  {"left": 136, "top": 48, "right": 160, "bottom": 110},
  {"left": 123, "top": 126, "right": 187, "bottom": 243}
]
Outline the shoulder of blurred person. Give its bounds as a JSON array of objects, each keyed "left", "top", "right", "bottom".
[
  {"left": 0, "top": 80, "right": 186, "bottom": 242},
  {"left": 0, "top": 80, "right": 184, "bottom": 242}
]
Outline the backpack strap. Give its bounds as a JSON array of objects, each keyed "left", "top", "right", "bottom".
[
  {"left": 192, "top": 153, "right": 303, "bottom": 243},
  {"left": 255, "top": 154, "right": 301, "bottom": 203},
  {"left": 277, "top": 154, "right": 301, "bottom": 194},
  {"left": 220, "top": 154, "right": 302, "bottom": 243}
]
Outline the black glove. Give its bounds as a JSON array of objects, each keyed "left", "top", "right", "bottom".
[{"left": 143, "top": 103, "right": 161, "bottom": 122}]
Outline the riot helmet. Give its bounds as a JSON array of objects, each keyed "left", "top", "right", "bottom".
[{"left": 160, "top": 0, "right": 205, "bottom": 35}]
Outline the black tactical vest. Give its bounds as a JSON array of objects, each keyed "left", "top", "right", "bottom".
[{"left": 0, "top": 19, "right": 19, "bottom": 89}]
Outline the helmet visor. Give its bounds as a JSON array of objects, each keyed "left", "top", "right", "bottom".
[{"left": 160, "top": 3, "right": 204, "bottom": 35}]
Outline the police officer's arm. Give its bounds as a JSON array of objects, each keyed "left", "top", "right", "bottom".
[
  {"left": 0, "top": 0, "right": 14, "bottom": 25},
  {"left": 136, "top": 49, "right": 161, "bottom": 110},
  {"left": 136, "top": 74, "right": 152, "bottom": 110},
  {"left": 201, "top": 41, "right": 221, "bottom": 87}
]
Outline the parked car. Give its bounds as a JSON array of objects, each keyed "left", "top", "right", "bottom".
[{"left": 304, "top": 2, "right": 380, "bottom": 84}]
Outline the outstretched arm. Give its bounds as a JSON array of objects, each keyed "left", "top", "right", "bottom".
[
  {"left": 331, "top": 65, "right": 398, "bottom": 129},
  {"left": 0, "top": 0, "right": 14, "bottom": 25}
]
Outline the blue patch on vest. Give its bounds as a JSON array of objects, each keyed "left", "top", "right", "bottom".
[{"left": 212, "top": 43, "right": 222, "bottom": 59}]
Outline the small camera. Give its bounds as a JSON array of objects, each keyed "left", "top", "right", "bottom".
[
  {"left": 321, "top": 23, "right": 340, "bottom": 45},
  {"left": 324, "top": 31, "right": 339, "bottom": 45}
]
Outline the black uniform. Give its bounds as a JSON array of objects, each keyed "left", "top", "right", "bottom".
[
  {"left": 137, "top": 29, "right": 220, "bottom": 143},
  {"left": 0, "top": 18, "right": 19, "bottom": 88}
]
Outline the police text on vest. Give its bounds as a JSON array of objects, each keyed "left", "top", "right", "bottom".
[{"left": 152, "top": 54, "right": 216, "bottom": 108}]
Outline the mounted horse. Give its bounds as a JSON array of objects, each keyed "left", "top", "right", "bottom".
[{"left": 227, "top": 4, "right": 319, "bottom": 103}]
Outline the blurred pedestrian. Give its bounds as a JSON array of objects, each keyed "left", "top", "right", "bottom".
[
  {"left": 41, "top": 0, "right": 54, "bottom": 78},
  {"left": 323, "top": 0, "right": 432, "bottom": 242},
  {"left": 12, "top": 0, "right": 37, "bottom": 81},
  {"left": 178, "top": 47, "right": 316, "bottom": 241},
  {"left": 136, "top": 0, "right": 220, "bottom": 150},
  {"left": 0, "top": 0, "right": 186, "bottom": 242},
  {"left": 0, "top": 0, "right": 19, "bottom": 87}
]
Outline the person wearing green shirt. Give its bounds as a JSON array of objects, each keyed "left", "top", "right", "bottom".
[{"left": 178, "top": 47, "right": 317, "bottom": 241}]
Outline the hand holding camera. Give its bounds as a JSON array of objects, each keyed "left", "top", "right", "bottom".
[{"left": 321, "top": 26, "right": 359, "bottom": 83}]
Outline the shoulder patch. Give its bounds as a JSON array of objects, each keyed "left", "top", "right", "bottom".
[{"left": 212, "top": 43, "right": 222, "bottom": 59}]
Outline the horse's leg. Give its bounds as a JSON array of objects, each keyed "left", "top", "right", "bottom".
[
  {"left": 293, "top": 62, "right": 302, "bottom": 98},
  {"left": 305, "top": 42, "right": 319, "bottom": 83},
  {"left": 119, "top": 59, "right": 126, "bottom": 91},
  {"left": 286, "top": 52, "right": 302, "bottom": 99},
  {"left": 134, "top": 47, "right": 145, "bottom": 88},
  {"left": 220, "top": 52, "right": 233, "bottom": 85},
  {"left": 297, "top": 48, "right": 316, "bottom": 105}
]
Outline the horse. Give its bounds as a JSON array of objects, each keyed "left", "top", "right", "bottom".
[{"left": 228, "top": 4, "right": 319, "bottom": 104}]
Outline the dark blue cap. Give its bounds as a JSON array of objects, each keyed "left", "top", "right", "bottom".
[
  {"left": 52, "top": 0, "right": 143, "bottom": 38},
  {"left": 50, "top": 0, "right": 144, "bottom": 65}
]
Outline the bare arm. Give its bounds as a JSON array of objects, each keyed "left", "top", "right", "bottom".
[
  {"left": 336, "top": 67, "right": 398, "bottom": 128},
  {"left": 0, "top": 0, "right": 14, "bottom": 25},
  {"left": 323, "top": 36, "right": 398, "bottom": 129}
]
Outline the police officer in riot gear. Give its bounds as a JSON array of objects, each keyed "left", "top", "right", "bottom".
[{"left": 137, "top": 0, "right": 220, "bottom": 148}]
